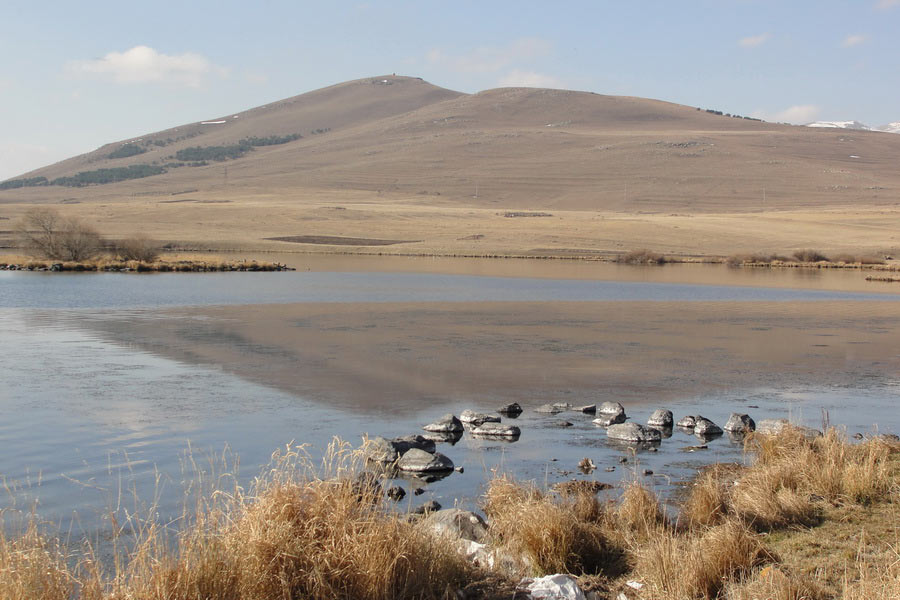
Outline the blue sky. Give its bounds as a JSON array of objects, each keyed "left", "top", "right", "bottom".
[{"left": 2, "top": 0, "right": 898, "bottom": 180}]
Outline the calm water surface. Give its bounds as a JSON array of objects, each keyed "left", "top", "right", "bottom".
[{"left": 1, "top": 263, "right": 899, "bottom": 539}]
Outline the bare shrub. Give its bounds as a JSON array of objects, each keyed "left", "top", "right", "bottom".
[
  {"left": 617, "top": 249, "right": 667, "bottom": 265},
  {"left": 16, "top": 207, "right": 102, "bottom": 261},
  {"left": 792, "top": 249, "right": 829, "bottom": 262},
  {"left": 117, "top": 234, "right": 161, "bottom": 262}
]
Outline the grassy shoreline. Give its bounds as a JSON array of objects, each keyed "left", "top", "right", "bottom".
[
  {"left": 0, "top": 253, "right": 294, "bottom": 272},
  {"left": 2, "top": 428, "right": 897, "bottom": 599}
]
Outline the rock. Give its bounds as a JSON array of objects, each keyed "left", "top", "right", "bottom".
[
  {"left": 455, "top": 466, "right": 464, "bottom": 473},
  {"left": 535, "top": 403, "right": 569, "bottom": 414},
  {"left": 578, "top": 457, "right": 596, "bottom": 473},
  {"left": 393, "top": 434, "right": 436, "bottom": 454},
  {"left": 366, "top": 435, "right": 435, "bottom": 462},
  {"left": 553, "top": 421, "right": 574, "bottom": 428},
  {"left": 423, "top": 414, "right": 463, "bottom": 433},
  {"left": 693, "top": 416, "right": 723, "bottom": 437},
  {"left": 460, "top": 409, "right": 501, "bottom": 426},
  {"left": 421, "top": 431, "right": 463, "bottom": 444},
  {"left": 647, "top": 409, "right": 674, "bottom": 428},
  {"left": 618, "top": 457, "right": 628, "bottom": 464},
  {"left": 397, "top": 449, "right": 454, "bottom": 472},
  {"left": 386, "top": 486, "right": 406, "bottom": 501},
  {"left": 497, "top": 402, "right": 523, "bottom": 415},
  {"left": 756, "top": 419, "right": 822, "bottom": 439},
  {"left": 677, "top": 415, "right": 697, "bottom": 429},
  {"left": 525, "top": 574, "right": 586, "bottom": 600},
  {"left": 471, "top": 422, "right": 521, "bottom": 438},
  {"left": 413, "top": 500, "right": 442, "bottom": 515},
  {"left": 598, "top": 401, "right": 626, "bottom": 416},
  {"left": 853, "top": 432, "right": 864, "bottom": 440},
  {"left": 681, "top": 444, "right": 708, "bottom": 452},
  {"left": 643, "top": 469, "right": 654, "bottom": 476},
  {"left": 607, "top": 423, "right": 662, "bottom": 443},
  {"left": 592, "top": 412, "right": 626, "bottom": 427},
  {"left": 723, "top": 413, "right": 756, "bottom": 433},
  {"left": 576, "top": 404, "right": 597, "bottom": 414},
  {"left": 414, "top": 487, "right": 426, "bottom": 496},
  {"left": 422, "top": 508, "right": 489, "bottom": 542}
]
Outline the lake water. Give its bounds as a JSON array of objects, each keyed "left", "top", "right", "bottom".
[{"left": 1, "top": 259, "right": 899, "bottom": 540}]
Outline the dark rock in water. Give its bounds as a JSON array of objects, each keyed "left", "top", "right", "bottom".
[
  {"left": 643, "top": 469, "right": 654, "bottom": 476},
  {"left": 723, "top": 413, "right": 756, "bottom": 433},
  {"left": 421, "top": 430, "right": 463, "bottom": 445},
  {"left": 853, "top": 432, "right": 864, "bottom": 440},
  {"left": 497, "top": 402, "right": 523, "bottom": 415},
  {"left": 607, "top": 423, "right": 662, "bottom": 443},
  {"left": 49, "top": 263, "right": 63, "bottom": 272},
  {"left": 618, "top": 457, "right": 628, "bottom": 464},
  {"left": 413, "top": 500, "right": 442, "bottom": 515},
  {"left": 535, "top": 403, "right": 568, "bottom": 414},
  {"left": 553, "top": 421, "right": 574, "bottom": 428},
  {"left": 756, "top": 419, "right": 822, "bottom": 439},
  {"left": 592, "top": 412, "right": 626, "bottom": 427},
  {"left": 423, "top": 414, "right": 463, "bottom": 433},
  {"left": 598, "top": 401, "right": 626, "bottom": 416},
  {"left": 647, "top": 409, "right": 674, "bottom": 428},
  {"left": 386, "top": 486, "right": 406, "bottom": 501},
  {"left": 693, "top": 416, "right": 723, "bottom": 437},
  {"left": 677, "top": 415, "right": 697, "bottom": 429},
  {"left": 682, "top": 444, "right": 709, "bottom": 452},
  {"left": 422, "top": 508, "right": 489, "bottom": 542},
  {"left": 576, "top": 404, "right": 597, "bottom": 414},
  {"left": 460, "top": 409, "right": 501, "bottom": 426},
  {"left": 394, "top": 434, "right": 436, "bottom": 454},
  {"left": 397, "top": 449, "right": 454, "bottom": 472},
  {"left": 414, "top": 487, "right": 426, "bottom": 496},
  {"left": 471, "top": 422, "right": 521, "bottom": 438}
]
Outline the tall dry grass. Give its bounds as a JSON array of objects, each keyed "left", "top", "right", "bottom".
[{"left": 0, "top": 441, "right": 477, "bottom": 600}]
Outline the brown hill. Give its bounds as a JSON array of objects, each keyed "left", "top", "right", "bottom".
[{"left": 2, "top": 75, "right": 900, "bottom": 258}]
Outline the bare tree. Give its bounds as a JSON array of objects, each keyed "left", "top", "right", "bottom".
[{"left": 16, "top": 207, "right": 102, "bottom": 261}]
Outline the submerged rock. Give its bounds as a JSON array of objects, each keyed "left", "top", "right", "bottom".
[
  {"left": 606, "top": 422, "right": 662, "bottom": 443},
  {"left": 472, "top": 422, "right": 521, "bottom": 438},
  {"left": 423, "top": 414, "right": 464, "bottom": 433},
  {"left": 460, "top": 409, "right": 501, "bottom": 426},
  {"left": 413, "top": 500, "right": 442, "bottom": 515},
  {"left": 724, "top": 413, "right": 756, "bottom": 433},
  {"left": 421, "top": 430, "right": 463, "bottom": 444},
  {"left": 397, "top": 449, "right": 454, "bottom": 472},
  {"left": 576, "top": 404, "right": 597, "bottom": 414},
  {"left": 386, "top": 486, "right": 406, "bottom": 501},
  {"left": 756, "top": 418, "right": 822, "bottom": 439},
  {"left": 535, "top": 402, "right": 569, "bottom": 414},
  {"left": 647, "top": 409, "right": 674, "bottom": 428}
]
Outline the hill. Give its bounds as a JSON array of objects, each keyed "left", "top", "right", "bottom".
[{"left": 2, "top": 75, "right": 900, "bottom": 259}]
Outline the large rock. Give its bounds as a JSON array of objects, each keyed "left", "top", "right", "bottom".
[
  {"left": 460, "top": 409, "right": 501, "bottom": 426},
  {"left": 576, "top": 404, "right": 597, "bottom": 414},
  {"left": 694, "top": 417, "right": 723, "bottom": 437},
  {"left": 422, "top": 508, "right": 489, "bottom": 543},
  {"left": 592, "top": 413, "right": 626, "bottom": 427},
  {"left": 606, "top": 422, "right": 662, "bottom": 443},
  {"left": 421, "top": 430, "right": 463, "bottom": 444},
  {"left": 397, "top": 449, "right": 454, "bottom": 472},
  {"left": 525, "top": 574, "right": 586, "bottom": 600},
  {"left": 423, "top": 414, "right": 464, "bottom": 433},
  {"left": 598, "top": 401, "right": 625, "bottom": 416},
  {"left": 366, "top": 435, "right": 435, "bottom": 462},
  {"left": 472, "top": 422, "right": 521, "bottom": 437},
  {"left": 723, "top": 413, "right": 756, "bottom": 433},
  {"left": 647, "top": 409, "right": 674, "bottom": 428},
  {"left": 677, "top": 415, "right": 697, "bottom": 429},
  {"left": 535, "top": 403, "right": 569, "bottom": 414}
]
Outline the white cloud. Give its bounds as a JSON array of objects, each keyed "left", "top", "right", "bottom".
[
  {"left": 68, "top": 46, "right": 227, "bottom": 87},
  {"left": 841, "top": 34, "right": 868, "bottom": 47},
  {"left": 876, "top": 0, "right": 900, "bottom": 9},
  {"left": 427, "top": 38, "right": 551, "bottom": 74},
  {"left": 497, "top": 69, "right": 564, "bottom": 88},
  {"left": 752, "top": 105, "right": 820, "bottom": 124},
  {"left": 739, "top": 33, "right": 771, "bottom": 48}
]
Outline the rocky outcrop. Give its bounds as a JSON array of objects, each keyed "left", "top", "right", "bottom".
[
  {"left": 606, "top": 422, "right": 662, "bottom": 443},
  {"left": 497, "top": 402, "right": 523, "bottom": 415},
  {"left": 647, "top": 409, "right": 674, "bottom": 428},
  {"left": 397, "top": 448, "right": 454, "bottom": 472},
  {"left": 423, "top": 414, "right": 464, "bottom": 433},
  {"left": 366, "top": 434, "right": 435, "bottom": 462}
]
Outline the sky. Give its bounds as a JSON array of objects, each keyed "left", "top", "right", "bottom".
[{"left": 2, "top": 0, "right": 899, "bottom": 181}]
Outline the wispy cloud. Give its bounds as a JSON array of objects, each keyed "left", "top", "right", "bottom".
[
  {"left": 497, "top": 69, "right": 564, "bottom": 89},
  {"left": 875, "top": 0, "right": 900, "bottom": 9},
  {"left": 841, "top": 34, "right": 868, "bottom": 47},
  {"left": 68, "top": 46, "right": 227, "bottom": 87},
  {"left": 739, "top": 33, "right": 771, "bottom": 48},
  {"left": 426, "top": 38, "right": 551, "bottom": 74},
  {"left": 755, "top": 105, "right": 821, "bottom": 124}
]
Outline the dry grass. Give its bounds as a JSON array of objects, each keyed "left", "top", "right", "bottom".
[
  {"left": 724, "top": 565, "right": 827, "bottom": 600},
  {"left": 616, "top": 249, "right": 667, "bottom": 265},
  {"left": 0, "top": 520, "right": 72, "bottom": 600},
  {"left": 0, "top": 253, "right": 290, "bottom": 272}
]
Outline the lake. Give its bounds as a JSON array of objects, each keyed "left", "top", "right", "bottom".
[{"left": 1, "top": 258, "right": 899, "bottom": 540}]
